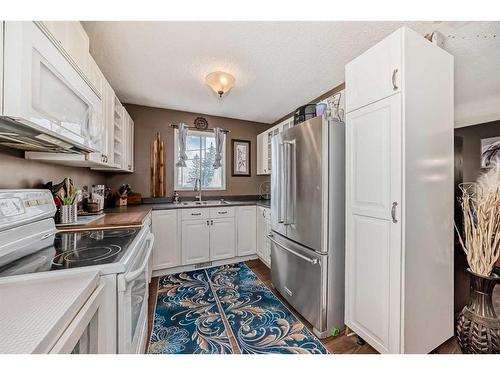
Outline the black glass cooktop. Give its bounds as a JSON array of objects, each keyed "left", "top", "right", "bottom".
[{"left": 0, "top": 228, "right": 139, "bottom": 277}]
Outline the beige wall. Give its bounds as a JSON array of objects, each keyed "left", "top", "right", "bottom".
[
  {"left": 0, "top": 146, "right": 106, "bottom": 189},
  {"left": 106, "top": 104, "right": 272, "bottom": 198}
]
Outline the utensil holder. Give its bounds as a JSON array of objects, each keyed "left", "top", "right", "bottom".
[{"left": 59, "top": 205, "right": 77, "bottom": 224}]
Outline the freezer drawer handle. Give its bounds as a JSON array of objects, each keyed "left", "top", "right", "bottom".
[{"left": 267, "top": 235, "right": 318, "bottom": 265}]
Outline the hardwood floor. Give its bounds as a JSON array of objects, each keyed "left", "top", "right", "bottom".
[{"left": 147, "top": 259, "right": 462, "bottom": 354}]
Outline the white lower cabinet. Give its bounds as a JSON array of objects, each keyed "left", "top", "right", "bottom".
[
  {"left": 237, "top": 206, "right": 256, "bottom": 256},
  {"left": 151, "top": 205, "right": 259, "bottom": 273},
  {"left": 210, "top": 218, "right": 236, "bottom": 261},
  {"left": 151, "top": 210, "right": 180, "bottom": 270},
  {"left": 181, "top": 219, "right": 210, "bottom": 265},
  {"left": 256, "top": 206, "right": 271, "bottom": 267}
]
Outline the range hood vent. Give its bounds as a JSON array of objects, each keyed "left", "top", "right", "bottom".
[{"left": 0, "top": 117, "right": 90, "bottom": 154}]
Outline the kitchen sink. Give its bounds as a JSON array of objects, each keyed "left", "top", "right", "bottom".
[{"left": 180, "top": 200, "right": 232, "bottom": 206}]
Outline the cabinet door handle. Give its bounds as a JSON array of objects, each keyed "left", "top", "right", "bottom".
[
  {"left": 391, "top": 202, "right": 398, "bottom": 223},
  {"left": 218, "top": 211, "right": 227, "bottom": 214},
  {"left": 211, "top": 220, "right": 213, "bottom": 225},
  {"left": 392, "top": 69, "right": 398, "bottom": 91},
  {"left": 191, "top": 212, "right": 201, "bottom": 216}
]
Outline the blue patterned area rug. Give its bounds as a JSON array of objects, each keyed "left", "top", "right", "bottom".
[{"left": 147, "top": 262, "right": 329, "bottom": 354}]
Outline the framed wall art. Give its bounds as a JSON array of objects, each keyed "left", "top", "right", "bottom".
[
  {"left": 480, "top": 136, "right": 500, "bottom": 169},
  {"left": 231, "top": 139, "right": 251, "bottom": 176}
]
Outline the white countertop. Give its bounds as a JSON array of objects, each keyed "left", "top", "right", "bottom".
[{"left": 0, "top": 270, "right": 99, "bottom": 354}]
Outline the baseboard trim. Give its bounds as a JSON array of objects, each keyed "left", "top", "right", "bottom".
[{"left": 152, "top": 254, "right": 259, "bottom": 277}]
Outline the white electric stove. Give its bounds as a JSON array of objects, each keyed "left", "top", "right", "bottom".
[{"left": 0, "top": 189, "right": 154, "bottom": 354}]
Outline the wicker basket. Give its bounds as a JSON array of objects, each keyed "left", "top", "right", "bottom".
[{"left": 456, "top": 269, "right": 500, "bottom": 354}]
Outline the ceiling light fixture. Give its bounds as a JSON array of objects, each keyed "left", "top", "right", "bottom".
[{"left": 205, "top": 71, "right": 236, "bottom": 98}]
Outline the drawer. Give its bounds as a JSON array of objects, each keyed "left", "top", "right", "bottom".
[
  {"left": 209, "top": 207, "right": 235, "bottom": 218},
  {"left": 181, "top": 208, "right": 209, "bottom": 221},
  {"left": 270, "top": 233, "right": 324, "bottom": 330}
]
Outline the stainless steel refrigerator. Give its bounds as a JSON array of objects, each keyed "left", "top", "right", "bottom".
[{"left": 270, "top": 114, "right": 345, "bottom": 338}]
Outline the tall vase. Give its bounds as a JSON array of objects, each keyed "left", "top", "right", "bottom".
[{"left": 456, "top": 269, "right": 500, "bottom": 354}]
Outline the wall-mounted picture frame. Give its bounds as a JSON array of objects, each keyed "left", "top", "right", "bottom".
[
  {"left": 480, "top": 136, "right": 500, "bottom": 169},
  {"left": 231, "top": 139, "right": 251, "bottom": 177}
]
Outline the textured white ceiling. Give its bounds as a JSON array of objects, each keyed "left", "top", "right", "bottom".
[{"left": 82, "top": 21, "right": 500, "bottom": 126}]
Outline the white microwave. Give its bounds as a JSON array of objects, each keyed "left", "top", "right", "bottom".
[{"left": 1, "top": 22, "right": 101, "bottom": 153}]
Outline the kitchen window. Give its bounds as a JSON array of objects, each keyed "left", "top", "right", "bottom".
[{"left": 174, "top": 129, "right": 226, "bottom": 190}]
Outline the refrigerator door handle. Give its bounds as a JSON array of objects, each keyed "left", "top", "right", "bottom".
[
  {"left": 283, "top": 140, "right": 295, "bottom": 225},
  {"left": 277, "top": 139, "right": 286, "bottom": 223}
]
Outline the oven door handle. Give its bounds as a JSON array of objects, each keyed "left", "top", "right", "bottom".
[{"left": 124, "top": 233, "right": 155, "bottom": 283}]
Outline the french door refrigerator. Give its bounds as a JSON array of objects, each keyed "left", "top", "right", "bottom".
[{"left": 270, "top": 113, "right": 345, "bottom": 338}]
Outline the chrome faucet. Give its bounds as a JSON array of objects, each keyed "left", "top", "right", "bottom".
[{"left": 194, "top": 178, "right": 202, "bottom": 203}]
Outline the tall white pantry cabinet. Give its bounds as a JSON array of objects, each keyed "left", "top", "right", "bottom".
[{"left": 344, "top": 27, "right": 454, "bottom": 354}]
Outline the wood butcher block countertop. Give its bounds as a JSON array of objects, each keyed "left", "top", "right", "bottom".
[{"left": 57, "top": 205, "right": 152, "bottom": 232}]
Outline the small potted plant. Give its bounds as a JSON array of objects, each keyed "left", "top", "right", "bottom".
[{"left": 455, "top": 160, "right": 500, "bottom": 354}]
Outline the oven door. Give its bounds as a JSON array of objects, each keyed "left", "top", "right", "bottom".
[
  {"left": 117, "top": 232, "right": 155, "bottom": 354},
  {"left": 2, "top": 22, "right": 101, "bottom": 152}
]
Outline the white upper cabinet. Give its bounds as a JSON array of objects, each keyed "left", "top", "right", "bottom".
[
  {"left": 41, "top": 21, "right": 90, "bottom": 78},
  {"left": 102, "top": 79, "right": 115, "bottom": 164},
  {"left": 256, "top": 133, "right": 267, "bottom": 175},
  {"left": 256, "top": 117, "right": 293, "bottom": 175},
  {"left": 345, "top": 29, "right": 402, "bottom": 113},
  {"left": 88, "top": 55, "right": 104, "bottom": 98},
  {"left": 1, "top": 21, "right": 133, "bottom": 172},
  {"left": 123, "top": 111, "right": 135, "bottom": 172},
  {"left": 113, "top": 99, "right": 125, "bottom": 168}
]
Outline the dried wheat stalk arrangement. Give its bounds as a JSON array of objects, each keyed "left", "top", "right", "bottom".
[{"left": 456, "top": 160, "right": 500, "bottom": 277}]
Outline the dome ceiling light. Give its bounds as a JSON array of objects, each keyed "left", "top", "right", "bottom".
[{"left": 205, "top": 71, "right": 236, "bottom": 98}]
